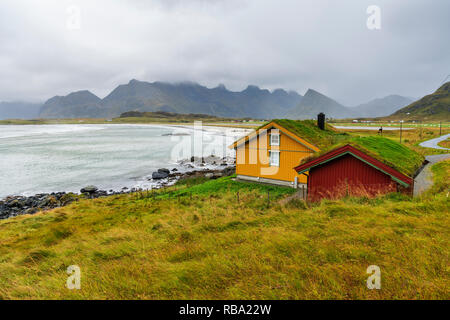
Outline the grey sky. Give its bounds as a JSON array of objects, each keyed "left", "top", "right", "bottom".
[{"left": 0, "top": 0, "right": 449, "bottom": 105}]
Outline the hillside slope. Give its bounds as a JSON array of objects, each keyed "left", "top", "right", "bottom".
[
  {"left": 0, "top": 167, "right": 448, "bottom": 299},
  {"left": 391, "top": 82, "right": 450, "bottom": 120},
  {"left": 40, "top": 91, "right": 103, "bottom": 118}
]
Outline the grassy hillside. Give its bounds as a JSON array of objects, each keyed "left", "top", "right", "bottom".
[
  {"left": 0, "top": 168, "right": 448, "bottom": 299},
  {"left": 391, "top": 82, "right": 450, "bottom": 121}
]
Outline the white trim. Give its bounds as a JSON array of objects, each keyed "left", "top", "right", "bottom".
[
  {"left": 237, "top": 175, "right": 302, "bottom": 188},
  {"left": 269, "top": 150, "right": 280, "bottom": 167},
  {"left": 270, "top": 130, "right": 280, "bottom": 146}
]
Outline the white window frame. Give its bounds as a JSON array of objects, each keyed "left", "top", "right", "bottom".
[
  {"left": 270, "top": 130, "right": 280, "bottom": 146},
  {"left": 269, "top": 151, "right": 280, "bottom": 167}
]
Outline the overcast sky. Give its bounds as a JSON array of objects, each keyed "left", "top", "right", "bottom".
[{"left": 0, "top": 0, "right": 449, "bottom": 105}]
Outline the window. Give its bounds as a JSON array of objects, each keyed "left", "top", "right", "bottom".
[
  {"left": 269, "top": 151, "right": 280, "bottom": 167},
  {"left": 270, "top": 131, "right": 280, "bottom": 146}
]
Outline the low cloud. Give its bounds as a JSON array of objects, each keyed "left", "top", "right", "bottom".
[{"left": 0, "top": 0, "right": 448, "bottom": 105}]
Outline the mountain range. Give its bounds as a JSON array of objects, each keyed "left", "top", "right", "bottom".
[
  {"left": 1, "top": 79, "right": 418, "bottom": 120},
  {"left": 39, "top": 80, "right": 303, "bottom": 120}
]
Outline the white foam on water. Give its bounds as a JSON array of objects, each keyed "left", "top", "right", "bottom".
[{"left": 0, "top": 124, "right": 107, "bottom": 139}]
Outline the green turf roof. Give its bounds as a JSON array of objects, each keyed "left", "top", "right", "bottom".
[
  {"left": 300, "top": 136, "right": 425, "bottom": 177},
  {"left": 261, "top": 119, "right": 348, "bottom": 149}
]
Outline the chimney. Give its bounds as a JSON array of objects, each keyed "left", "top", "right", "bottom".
[{"left": 317, "top": 113, "right": 325, "bottom": 130}]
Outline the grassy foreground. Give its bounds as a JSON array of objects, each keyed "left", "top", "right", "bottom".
[{"left": 0, "top": 165, "right": 449, "bottom": 300}]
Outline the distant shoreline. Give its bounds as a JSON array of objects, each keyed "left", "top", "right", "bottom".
[{"left": 0, "top": 117, "right": 264, "bottom": 128}]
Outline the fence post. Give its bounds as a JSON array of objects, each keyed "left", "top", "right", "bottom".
[{"left": 399, "top": 121, "right": 403, "bottom": 144}]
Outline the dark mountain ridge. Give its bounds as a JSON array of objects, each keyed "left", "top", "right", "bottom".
[
  {"left": 40, "top": 80, "right": 304, "bottom": 119},
  {"left": 40, "top": 90, "right": 103, "bottom": 118},
  {"left": 34, "top": 79, "right": 418, "bottom": 120}
]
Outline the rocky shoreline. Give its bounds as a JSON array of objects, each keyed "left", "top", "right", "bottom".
[{"left": 0, "top": 155, "right": 235, "bottom": 220}]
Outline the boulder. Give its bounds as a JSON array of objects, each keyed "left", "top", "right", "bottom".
[
  {"left": 191, "top": 156, "right": 205, "bottom": 164},
  {"left": 152, "top": 171, "right": 169, "bottom": 180},
  {"left": 158, "top": 168, "right": 170, "bottom": 175},
  {"left": 8, "top": 199, "right": 23, "bottom": 208},
  {"left": 60, "top": 193, "right": 77, "bottom": 206},
  {"left": 80, "top": 185, "right": 98, "bottom": 194},
  {"left": 221, "top": 167, "right": 235, "bottom": 176}
]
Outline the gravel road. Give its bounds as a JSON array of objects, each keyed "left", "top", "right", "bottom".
[
  {"left": 414, "top": 152, "right": 450, "bottom": 197},
  {"left": 419, "top": 133, "right": 450, "bottom": 150}
]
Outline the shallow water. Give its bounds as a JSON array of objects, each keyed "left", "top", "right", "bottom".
[{"left": 0, "top": 124, "right": 249, "bottom": 198}]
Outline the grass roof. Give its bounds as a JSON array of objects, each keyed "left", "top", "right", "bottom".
[
  {"left": 262, "top": 119, "right": 348, "bottom": 149},
  {"left": 300, "top": 136, "right": 425, "bottom": 177}
]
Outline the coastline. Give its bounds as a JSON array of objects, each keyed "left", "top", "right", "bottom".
[
  {"left": 0, "top": 155, "right": 236, "bottom": 220},
  {"left": 0, "top": 123, "right": 252, "bottom": 199}
]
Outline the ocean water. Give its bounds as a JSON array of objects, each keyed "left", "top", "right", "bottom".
[{"left": 0, "top": 124, "right": 250, "bottom": 198}]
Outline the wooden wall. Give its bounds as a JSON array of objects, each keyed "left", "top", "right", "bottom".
[
  {"left": 236, "top": 129, "right": 314, "bottom": 184},
  {"left": 307, "top": 153, "right": 402, "bottom": 201}
]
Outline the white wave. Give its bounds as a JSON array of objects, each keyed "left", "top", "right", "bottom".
[{"left": 0, "top": 124, "right": 107, "bottom": 139}]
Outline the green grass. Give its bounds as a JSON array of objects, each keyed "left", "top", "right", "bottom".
[
  {"left": 0, "top": 167, "right": 448, "bottom": 300},
  {"left": 330, "top": 122, "right": 450, "bottom": 128},
  {"left": 264, "top": 119, "right": 348, "bottom": 149},
  {"left": 349, "top": 136, "right": 425, "bottom": 176},
  {"left": 169, "top": 175, "right": 295, "bottom": 198},
  {"left": 340, "top": 126, "right": 448, "bottom": 156},
  {"left": 301, "top": 136, "right": 425, "bottom": 177},
  {"left": 426, "top": 160, "right": 450, "bottom": 195}
]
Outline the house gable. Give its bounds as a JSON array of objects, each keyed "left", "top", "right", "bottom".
[
  {"left": 294, "top": 144, "right": 413, "bottom": 187},
  {"left": 230, "top": 121, "right": 320, "bottom": 152}
]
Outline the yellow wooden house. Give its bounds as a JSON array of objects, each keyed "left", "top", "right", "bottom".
[{"left": 229, "top": 119, "right": 331, "bottom": 188}]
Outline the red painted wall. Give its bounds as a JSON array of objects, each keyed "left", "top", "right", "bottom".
[{"left": 308, "top": 154, "right": 400, "bottom": 202}]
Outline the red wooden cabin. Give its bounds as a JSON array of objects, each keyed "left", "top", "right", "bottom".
[{"left": 294, "top": 144, "right": 414, "bottom": 202}]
